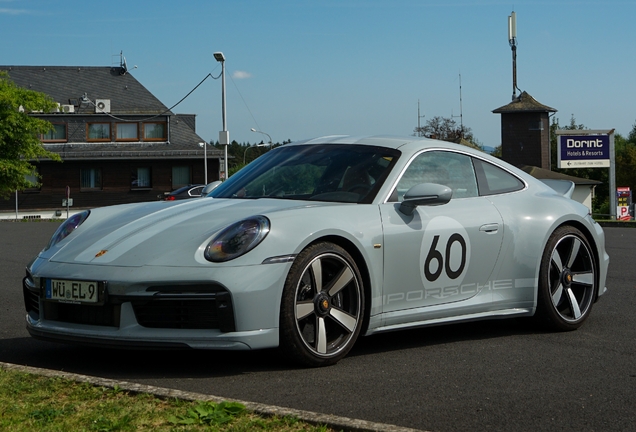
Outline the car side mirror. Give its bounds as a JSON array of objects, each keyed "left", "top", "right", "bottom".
[{"left": 399, "top": 183, "right": 452, "bottom": 215}]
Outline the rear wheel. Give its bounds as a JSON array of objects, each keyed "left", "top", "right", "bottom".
[
  {"left": 536, "top": 226, "right": 596, "bottom": 331},
  {"left": 279, "top": 242, "right": 364, "bottom": 367}
]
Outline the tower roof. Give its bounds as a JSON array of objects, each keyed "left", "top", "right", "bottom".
[{"left": 492, "top": 91, "right": 557, "bottom": 114}]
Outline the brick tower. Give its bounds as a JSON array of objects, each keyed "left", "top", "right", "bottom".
[{"left": 492, "top": 91, "right": 557, "bottom": 169}]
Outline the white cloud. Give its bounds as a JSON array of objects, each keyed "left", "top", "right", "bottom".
[
  {"left": 232, "top": 71, "right": 252, "bottom": 79},
  {"left": 0, "top": 8, "right": 29, "bottom": 14}
]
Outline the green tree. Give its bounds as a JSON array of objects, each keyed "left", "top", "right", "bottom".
[
  {"left": 414, "top": 115, "right": 477, "bottom": 145},
  {"left": 615, "top": 123, "right": 636, "bottom": 195},
  {"left": 491, "top": 145, "right": 502, "bottom": 158},
  {"left": 0, "top": 71, "right": 61, "bottom": 198}
]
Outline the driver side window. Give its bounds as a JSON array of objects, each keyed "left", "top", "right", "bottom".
[{"left": 392, "top": 151, "right": 478, "bottom": 202}]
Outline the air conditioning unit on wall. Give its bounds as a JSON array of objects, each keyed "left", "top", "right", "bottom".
[
  {"left": 61, "top": 104, "right": 75, "bottom": 113},
  {"left": 95, "top": 99, "right": 111, "bottom": 113}
]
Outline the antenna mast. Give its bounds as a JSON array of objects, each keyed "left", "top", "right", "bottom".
[
  {"left": 451, "top": 74, "right": 464, "bottom": 140},
  {"left": 417, "top": 99, "right": 425, "bottom": 136},
  {"left": 458, "top": 73, "right": 463, "bottom": 135},
  {"left": 508, "top": 11, "right": 518, "bottom": 100}
]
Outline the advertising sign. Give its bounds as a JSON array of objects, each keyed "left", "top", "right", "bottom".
[
  {"left": 617, "top": 186, "right": 632, "bottom": 221},
  {"left": 558, "top": 134, "right": 610, "bottom": 168},
  {"left": 617, "top": 206, "right": 631, "bottom": 221}
]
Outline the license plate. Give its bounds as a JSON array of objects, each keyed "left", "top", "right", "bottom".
[{"left": 44, "top": 279, "right": 104, "bottom": 304}]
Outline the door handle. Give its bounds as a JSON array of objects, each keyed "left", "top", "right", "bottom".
[{"left": 479, "top": 223, "right": 499, "bottom": 233}]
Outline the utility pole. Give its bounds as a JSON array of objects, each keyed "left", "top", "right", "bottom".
[
  {"left": 508, "top": 11, "right": 519, "bottom": 100},
  {"left": 214, "top": 52, "right": 229, "bottom": 180}
]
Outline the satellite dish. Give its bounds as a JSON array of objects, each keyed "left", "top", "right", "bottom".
[{"left": 120, "top": 51, "right": 129, "bottom": 75}]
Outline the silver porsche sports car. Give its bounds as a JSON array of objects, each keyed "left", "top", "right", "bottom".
[{"left": 23, "top": 135, "right": 609, "bottom": 367}]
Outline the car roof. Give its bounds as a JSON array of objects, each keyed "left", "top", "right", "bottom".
[
  {"left": 285, "top": 135, "right": 529, "bottom": 180},
  {"left": 291, "top": 135, "right": 420, "bottom": 149},
  {"left": 289, "top": 135, "right": 487, "bottom": 156}
]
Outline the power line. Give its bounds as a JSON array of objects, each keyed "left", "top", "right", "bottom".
[
  {"left": 228, "top": 71, "right": 262, "bottom": 136},
  {"left": 81, "top": 68, "right": 222, "bottom": 122}
]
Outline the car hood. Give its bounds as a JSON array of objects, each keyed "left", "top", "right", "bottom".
[{"left": 44, "top": 198, "right": 339, "bottom": 267}]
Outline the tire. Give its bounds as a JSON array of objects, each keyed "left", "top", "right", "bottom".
[
  {"left": 535, "top": 226, "right": 597, "bottom": 331},
  {"left": 279, "top": 242, "right": 364, "bottom": 367}
]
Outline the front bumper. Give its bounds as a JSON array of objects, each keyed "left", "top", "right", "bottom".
[{"left": 23, "top": 258, "right": 291, "bottom": 350}]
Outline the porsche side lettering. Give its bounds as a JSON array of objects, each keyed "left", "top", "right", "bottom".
[{"left": 384, "top": 279, "right": 516, "bottom": 304}]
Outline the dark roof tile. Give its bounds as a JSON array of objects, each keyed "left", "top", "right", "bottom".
[
  {"left": 493, "top": 91, "right": 557, "bottom": 114},
  {"left": 1, "top": 66, "right": 169, "bottom": 114}
]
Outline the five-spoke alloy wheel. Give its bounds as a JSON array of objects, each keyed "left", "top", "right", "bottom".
[
  {"left": 536, "top": 226, "right": 597, "bottom": 331},
  {"left": 280, "top": 242, "right": 364, "bottom": 367}
]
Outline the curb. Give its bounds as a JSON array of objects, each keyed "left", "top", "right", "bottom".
[{"left": 0, "top": 361, "right": 424, "bottom": 432}]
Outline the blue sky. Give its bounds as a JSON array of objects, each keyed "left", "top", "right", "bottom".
[{"left": 2, "top": 0, "right": 635, "bottom": 147}]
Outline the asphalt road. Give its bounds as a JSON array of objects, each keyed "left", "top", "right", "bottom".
[{"left": 1, "top": 221, "right": 634, "bottom": 432}]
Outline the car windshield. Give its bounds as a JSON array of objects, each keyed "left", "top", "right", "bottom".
[{"left": 209, "top": 144, "right": 400, "bottom": 203}]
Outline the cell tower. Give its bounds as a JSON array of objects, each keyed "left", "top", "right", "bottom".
[{"left": 508, "top": 11, "right": 520, "bottom": 100}]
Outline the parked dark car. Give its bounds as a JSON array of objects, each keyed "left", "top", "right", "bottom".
[{"left": 159, "top": 184, "right": 205, "bottom": 201}]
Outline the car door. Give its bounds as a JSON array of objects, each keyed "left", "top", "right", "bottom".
[{"left": 380, "top": 150, "right": 504, "bottom": 314}]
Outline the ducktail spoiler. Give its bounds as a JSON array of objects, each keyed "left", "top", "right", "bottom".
[{"left": 540, "top": 179, "right": 575, "bottom": 199}]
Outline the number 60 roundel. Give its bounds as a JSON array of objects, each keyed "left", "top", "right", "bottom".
[{"left": 419, "top": 216, "right": 471, "bottom": 288}]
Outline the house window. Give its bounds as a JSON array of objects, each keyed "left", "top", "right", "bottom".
[
  {"left": 23, "top": 169, "right": 40, "bottom": 192},
  {"left": 143, "top": 122, "right": 166, "bottom": 141},
  {"left": 80, "top": 168, "right": 102, "bottom": 190},
  {"left": 87, "top": 123, "right": 111, "bottom": 141},
  {"left": 116, "top": 123, "right": 138, "bottom": 141},
  {"left": 132, "top": 167, "right": 151, "bottom": 188},
  {"left": 42, "top": 124, "right": 67, "bottom": 142},
  {"left": 172, "top": 166, "right": 190, "bottom": 188},
  {"left": 528, "top": 120, "right": 544, "bottom": 131}
]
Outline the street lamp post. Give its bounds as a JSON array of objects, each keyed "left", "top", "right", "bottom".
[
  {"left": 243, "top": 143, "right": 270, "bottom": 165},
  {"left": 199, "top": 142, "right": 207, "bottom": 184},
  {"left": 246, "top": 129, "right": 273, "bottom": 165},
  {"left": 214, "top": 52, "right": 229, "bottom": 180},
  {"left": 243, "top": 145, "right": 254, "bottom": 165},
  {"left": 250, "top": 128, "right": 272, "bottom": 144}
]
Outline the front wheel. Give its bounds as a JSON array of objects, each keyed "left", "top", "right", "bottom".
[
  {"left": 535, "top": 226, "right": 597, "bottom": 331},
  {"left": 279, "top": 242, "right": 364, "bottom": 367}
]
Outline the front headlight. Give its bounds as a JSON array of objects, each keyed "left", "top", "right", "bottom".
[
  {"left": 204, "top": 216, "right": 270, "bottom": 262},
  {"left": 44, "top": 210, "right": 90, "bottom": 251}
]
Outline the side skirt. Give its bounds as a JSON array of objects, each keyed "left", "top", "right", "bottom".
[{"left": 364, "top": 307, "right": 534, "bottom": 336}]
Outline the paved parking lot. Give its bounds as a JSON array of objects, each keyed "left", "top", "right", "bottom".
[{"left": 1, "top": 221, "right": 634, "bottom": 431}]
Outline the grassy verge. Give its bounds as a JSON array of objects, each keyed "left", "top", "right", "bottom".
[{"left": 0, "top": 368, "right": 333, "bottom": 431}]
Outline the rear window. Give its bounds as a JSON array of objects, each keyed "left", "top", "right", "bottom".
[{"left": 473, "top": 159, "right": 525, "bottom": 196}]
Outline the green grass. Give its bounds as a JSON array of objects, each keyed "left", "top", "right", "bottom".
[{"left": 0, "top": 368, "right": 334, "bottom": 431}]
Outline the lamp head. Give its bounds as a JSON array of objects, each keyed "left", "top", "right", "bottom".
[{"left": 213, "top": 52, "right": 225, "bottom": 62}]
